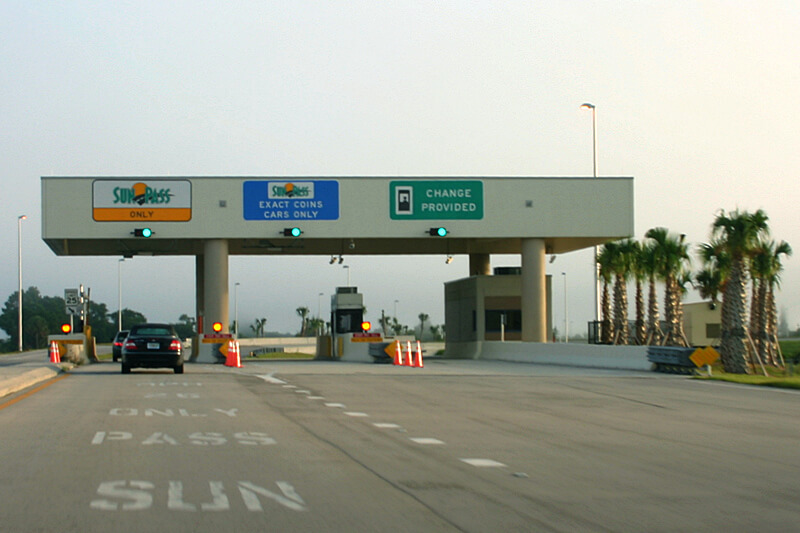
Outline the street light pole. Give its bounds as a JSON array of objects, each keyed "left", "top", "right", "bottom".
[
  {"left": 234, "top": 282, "right": 240, "bottom": 338},
  {"left": 343, "top": 265, "right": 350, "bottom": 287},
  {"left": 17, "top": 215, "right": 26, "bottom": 352},
  {"left": 318, "top": 292, "right": 324, "bottom": 335},
  {"left": 581, "top": 103, "right": 601, "bottom": 327},
  {"left": 117, "top": 258, "right": 126, "bottom": 331},
  {"left": 562, "top": 272, "right": 568, "bottom": 343},
  {"left": 581, "top": 103, "right": 597, "bottom": 178}
]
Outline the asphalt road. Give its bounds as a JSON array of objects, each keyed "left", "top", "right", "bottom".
[{"left": 1, "top": 359, "right": 799, "bottom": 532}]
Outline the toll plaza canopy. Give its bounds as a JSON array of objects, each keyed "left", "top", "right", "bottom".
[
  {"left": 41, "top": 176, "right": 634, "bottom": 344},
  {"left": 41, "top": 176, "right": 632, "bottom": 257}
]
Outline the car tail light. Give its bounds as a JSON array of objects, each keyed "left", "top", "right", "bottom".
[
  {"left": 113, "top": 341, "right": 123, "bottom": 347},
  {"left": 168, "top": 340, "right": 182, "bottom": 351},
  {"left": 124, "top": 340, "right": 137, "bottom": 350}
]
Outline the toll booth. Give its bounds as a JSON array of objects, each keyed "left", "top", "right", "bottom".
[
  {"left": 329, "top": 287, "right": 378, "bottom": 361},
  {"left": 332, "top": 287, "right": 363, "bottom": 336},
  {"left": 47, "top": 332, "right": 94, "bottom": 364},
  {"left": 444, "top": 268, "right": 553, "bottom": 358}
]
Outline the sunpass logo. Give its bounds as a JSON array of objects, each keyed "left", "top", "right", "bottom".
[
  {"left": 268, "top": 182, "right": 313, "bottom": 199},
  {"left": 93, "top": 179, "right": 191, "bottom": 222},
  {"left": 113, "top": 182, "right": 174, "bottom": 205}
]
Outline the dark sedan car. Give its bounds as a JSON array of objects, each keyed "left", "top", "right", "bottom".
[
  {"left": 121, "top": 323, "right": 184, "bottom": 374},
  {"left": 111, "top": 330, "right": 129, "bottom": 362}
]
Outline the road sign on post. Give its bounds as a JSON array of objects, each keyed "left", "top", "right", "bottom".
[{"left": 64, "top": 288, "right": 80, "bottom": 315}]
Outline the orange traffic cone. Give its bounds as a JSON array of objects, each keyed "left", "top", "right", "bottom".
[
  {"left": 49, "top": 341, "right": 61, "bottom": 364},
  {"left": 392, "top": 340, "right": 403, "bottom": 366},
  {"left": 414, "top": 340, "right": 424, "bottom": 368},
  {"left": 406, "top": 341, "right": 414, "bottom": 367},
  {"left": 225, "top": 340, "right": 242, "bottom": 368}
]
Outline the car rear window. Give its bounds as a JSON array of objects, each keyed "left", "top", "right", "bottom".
[{"left": 133, "top": 327, "right": 173, "bottom": 336}]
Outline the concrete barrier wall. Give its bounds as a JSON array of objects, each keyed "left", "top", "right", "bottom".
[
  {"left": 446, "top": 341, "right": 651, "bottom": 371},
  {"left": 237, "top": 337, "right": 317, "bottom": 354}
]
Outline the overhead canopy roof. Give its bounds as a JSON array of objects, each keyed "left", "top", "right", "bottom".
[{"left": 41, "top": 176, "right": 634, "bottom": 257}]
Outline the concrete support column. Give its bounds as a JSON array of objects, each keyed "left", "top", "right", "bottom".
[
  {"left": 195, "top": 254, "right": 205, "bottom": 334},
  {"left": 469, "top": 253, "right": 491, "bottom": 276},
  {"left": 203, "top": 239, "right": 229, "bottom": 333},
  {"left": 521, "top": 238, "right": 547, "bottom": 342}
]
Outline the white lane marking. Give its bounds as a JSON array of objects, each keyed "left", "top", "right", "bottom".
[
  {"left": 373, "top": 423, "right": 402, "bottom": 429},
  {"left": 295, "top": 390, "right": 311, "bottom": 394},
  {"left": 257, "top": 374, "right": 285, "bottom": 385},
  {"left": 460, "top": 458, "right": 507, "bottom": 468},
  {"left": 410, "top": 438, "right": 445, "bottom": 445},
  {"left": 282, "top": 385, "right": 297, "bottom": 389},
  {"left": 137, "top": 382, "right": 203, "bottom": 387},
  {"left": 307, "top": 396, "right": 325, "bottom": 400},
  {"left": 324, "top": 403, "right": 346, "bottom": 408},
  {"left": 344, "top": 412, "right": 369, "bottom": 417}
]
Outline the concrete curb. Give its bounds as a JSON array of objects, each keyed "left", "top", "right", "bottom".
[{"left": 0, "top": 366, "right": 63, "bottom": 399}]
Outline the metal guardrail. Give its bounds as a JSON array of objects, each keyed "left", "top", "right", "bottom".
[
  {"left": 247, "top": 346, "right": 285, "bottom": 357},
  {"left": 646, "top": 346, "right": 698, "bottom": 374}
]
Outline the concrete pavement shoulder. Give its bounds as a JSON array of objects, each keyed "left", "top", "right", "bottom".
[{"left": 0, "top": 364, "right": 70, "bottom": 399}]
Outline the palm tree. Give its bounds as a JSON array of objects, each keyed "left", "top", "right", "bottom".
[
  {"left": 711, "top": 209, "right": 769, "bottom": 374},
  {"left": 418, "top": 313, "right": 429, "bottom": 340},
  {"left": 765, "top": 241, "right": 792, "bottom": 364},
  {"left": 307, "top": 317, "right": 325, "bottom": 337},
  {"left": 695, "top": 244, "right": 724, "bottom": 308},
  {"left": 629, "top": 240, "right": 648, "bottom": 345},
  {"left": 750, "top": 239, "right": 792, "bottom": 365},
  {"left": 606, "top": 239, "right": 637, "bottom": 345},
  {"left": 750, "top": 241, "right": 771, "bottom": 362},
  {"left": 641, "top": 240, "right": 663, "bottom": 345},
  {"left": 596, "top": 244, "right": 615, "bottom": 344},
  {"left": 250, "top": 317, "right": 267, "bottom": 337},
  {"left": 646, "top": 227, "right": 690, "bottom": 347},
  {"left": 296, "top": 306, "right": 310, "bottom": 337}
]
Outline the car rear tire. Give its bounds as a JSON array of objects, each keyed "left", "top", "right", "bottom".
[
  {"left": 174, "top": 364, "right": 184, "bottom": 374},
  {"left": 121, "top": 364, "right": 131, "bottom": 374}
]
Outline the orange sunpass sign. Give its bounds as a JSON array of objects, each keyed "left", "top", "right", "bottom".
[{"left": 92, "top": 180, "right": 192, "bottom": 222}]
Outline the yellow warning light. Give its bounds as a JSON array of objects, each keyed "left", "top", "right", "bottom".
[
  {"left": 212, "top": 322, "right": 223, "bottom": 333},
  {"left": 61, "top": 323, "right": 72, "bottom": 334},
  {"left": 361, "top": 321, "right": 371, "bottom": 332}
]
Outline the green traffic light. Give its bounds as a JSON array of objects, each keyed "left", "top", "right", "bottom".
[{"left": 283, "top": 227, "right": 303, "bottom": 237}]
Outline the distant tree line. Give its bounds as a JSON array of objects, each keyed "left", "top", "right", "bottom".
[{"left": 0, "top": 287, "right": 197, "bottom": 352}]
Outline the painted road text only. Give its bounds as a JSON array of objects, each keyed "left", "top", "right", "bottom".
[
  {"left": 90, "top": 480, "right": 307, "bottom": 512},
  {"left": 91, "top": 431, "right": 276, "bottom": 446}
]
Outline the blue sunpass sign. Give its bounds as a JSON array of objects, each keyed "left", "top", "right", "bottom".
[{"left": 243, "top": 180, "right": 340, "bottom": 221}]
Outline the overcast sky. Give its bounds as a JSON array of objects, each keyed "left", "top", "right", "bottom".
[{"left": 1, "top": 1, "right": 798, "bottom": 336}]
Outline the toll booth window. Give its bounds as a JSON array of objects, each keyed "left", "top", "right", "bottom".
[
  {"left": 484, "top": 310, "right": 522, "bottom": 332},
  {"left": 335, "top": 309, "right": 364, "bottom": 334}
]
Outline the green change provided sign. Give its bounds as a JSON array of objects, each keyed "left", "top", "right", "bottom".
[{"left": 390, "top": 180, "right": 484, "bottom": 220}]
